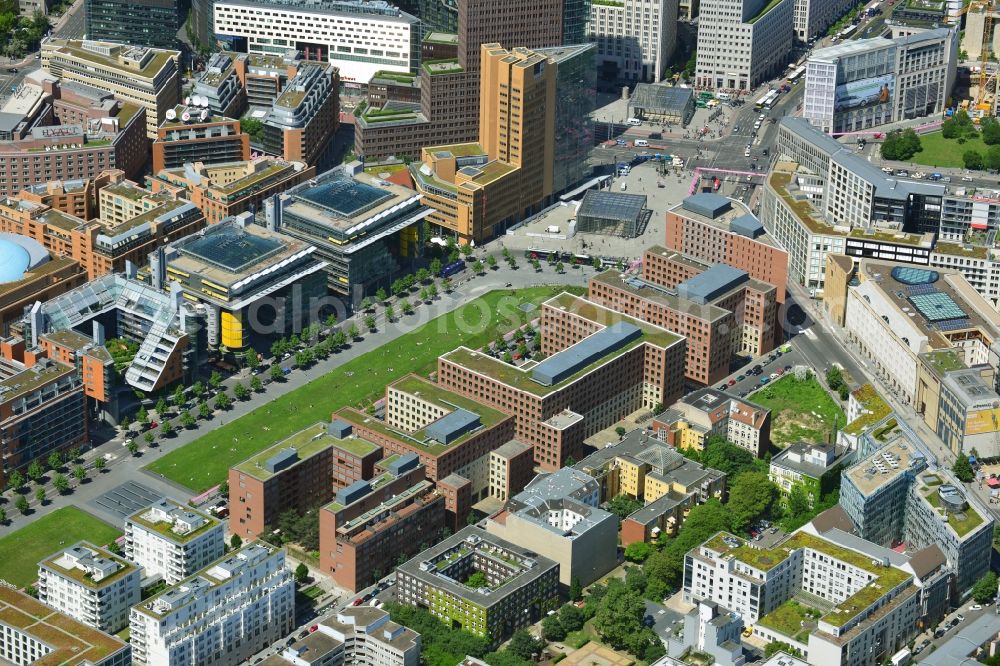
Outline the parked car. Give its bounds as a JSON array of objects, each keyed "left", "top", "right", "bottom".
[
  {"left": 760, "top": 376, "right": 771, "bottom": 385},
  {"left": 737, "top": 375, "right": 746, "bottom": 381},
  {"left": 970, "top": 605, "right": 983, "bottom": 611},
  {"left": 955, "top": 614, "right": 965, "bottom": 623}
]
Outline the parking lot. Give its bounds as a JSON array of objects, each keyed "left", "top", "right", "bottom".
[{"left": 705, "top": 345, "right": 803, "bottom": 401}]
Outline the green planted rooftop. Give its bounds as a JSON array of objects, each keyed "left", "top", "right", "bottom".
[
  {"left": 843, "top": 383, "right": 891, "bottom": 435},
  {"left": 422, "top": 58, "right": 464, "bottom": 76},
  {"left": 923, "top": 349, "right": 965, "bottom": 375},
  {"left": 42, "top": 546, "right": 136, "bottom": 589},
  {"left": 234, "top": 423, "right": 344, "bottom": 479},
  {"left": 372, "top": 70, "right": 417, "bottom": 84},
  {"left": 934, "top": 241, "right": 989, "bottom": 260},
  {"left": 759, "top": 599, "right": 820, "bottom": 643},
  {"left": 921, "top": 484, "right": 985, "bottom": 537},
  {"left": 128, "top": 506, "right": 218, "bottom": 544},
  {"left": 53, "top": 40, "right": 177, "bottom": 77},
  {"left": 217, "top": 163, "right": 289, "bottom": 196},
  {"left": 769, "top": 172, "right": 838, "bottom": 235},
  {"left": 748, "top": 0, "right": 785, "bottom": 23},
  {"left": 430, "top": 142, "right": 486, "bottom": 158}
]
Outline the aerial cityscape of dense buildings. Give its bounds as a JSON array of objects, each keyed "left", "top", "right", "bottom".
[{"left": 5, "top": 0, "right": 1000, "bottom": 665}]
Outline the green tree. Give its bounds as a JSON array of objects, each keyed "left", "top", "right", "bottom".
[
  {"left": 6, "top": 470, "right": 24, "bottom": 492},
  {"left": 209, "top": 371, "right": 223, "bottom": 390},
  {"left": 556, "top": 261, "right": 564, "bottom": 273},
  {"left": 415, "top": 267, "right": 430, "bottom": 283},
  {"left": 964, "top": 150, "right": 985, "bottom": 171},
  {"left": 250, "top": 376, "right": 263, "bottom": 393},
  {"left": 214, "top": 392, "right": 231, "bottom": 411},
  {"left": 364, "top": 315, "right": 377, "bottom": 332},
  {"left": 460, "top": 244, "right": 474, "bottom": 258},
  {"left": 161, "top": 421, "right": 175, "bottom": 437},
  {"left": 180, "top": 411, "right": 196, "bottom": 429},
  {"left": 53, "top": 474, "right": 69, "bottom": 494},
  {"left": 953, "top": 455, "right": 975, "bottom": 482},
  {"left": 881, "top": 128, "right": 922, "bottom": 160},
  {"left": 137, "top": 406, "right": 149, "bottom": 426},
  {"left": 295, "top": 562, "right": 309, "bottom": 584},
  {"left": 607, "top": 494, "right": 643, "bottom": 519},
  {"left": 128, "top": 439, "right": 141, "bottom": 454},
  {"left": 233, "top": 382, "right": 249, "bottom": 400},
  {"left": 27, "top": 460, "right": 43, "bottom": 483},
  {"left": 825, "top": 366, "right": 843, "bottom": 390},
  {"left": 593, "top": 580, "right": 646, "bottom": 651},
  {"left": 569, "top": 576, "right": 584, "bottom": 602},
  {"left": 73, "top": 466, "right": 86, "bottom": 482},
  {"left": 107, "top": 541, "right": 122, "bottom": 555},
  {"left": 983, "top": 116, "right": 1000, "bottom": 145},
  {"left": 973, "top": 571, "right": 998, "bottom": 603},
  {"left": 94, "top": 457, "right": 106, "bottom": 472},
  {"left": 348, "top": 323, "right": 360, "bottom": 339},
  {"left": 487, "top": 255, "right": 498, "bottom": 269},
  {"left": 47, "top": 451, "right": 63, "bottom": 471},
  {"left": 231, "top": 534, "right": 243, "bottom": 550},
  {"left": 0, "top": 507, "right": 6, "bottom": 524},
  {"left": 507, "top": 630, "right": 544, "bottom": 660},
  {"left": 428, "top": 283, "right": 439, "bottom": 299},
  {"left": 375, "top": 287, "right": 388, "bottom": 304},
  {"left": 430, "top": 258, "right": 442, "bottom": 277},
  {"left": 401, "top": 301, "right": 413, "bottom": 316},
  {"left": 270, "top": 365, "right": 284, "bottom": 382},
  {"left": 385, "top": 305, "right": 395, "bottom": 321},
  {"left": 173, "top": 385, "right": 185, "bottom": 406},
  {"left": 191, "top": 381, "right": 205, "bottom": 401},
  {"left": 542, "top": 615, "right": 566, "bottom": 640},
  {"left": 35, "top": 487, "right": 46, "bottom": 503},
  {"left": 240, "top": 116, "right": 264, "bottom": 139},
  {"left": 728, "top": 471, "right": 778, "bottom": 533},
  {"left": 941, "top": 117, "right": 960, "bottom": 139},
  {"left": 67, "top": 447, "right": 80, "bottom": 463},
  {"left": 560, "top": 604, "right": 585, "bottom": 631},
  {"left": 615, "top": 426, "right": 627, "bottom": 439},
  {"left": 155, "top": 397, "right": 168, "bottom": 418},
  {"left": 465, "top": 571, "right": 488, "bottom": 588},
  {"left": 472, "top": 260, "right": 484, "bottom": 274},
  {"left": 625, "top": 566, "right": 648, "bottom": 594},
  {"left": 987, "top": 145, "right": 1000, "bottom": 172},
  {"left": 701, "top": 436, "right": 759, "bottom": 477},
  {"left": 15, "top": 494, "right": 28, "bottom": 514},
  {"left": 245, "top": 351, "right": 259, "bottom": 372},
  {"left": 766, "top": 642, "right": 802, "bottom": 658},
  {"left": 624, "top": 541, "right": 655, "bottom": 562}
]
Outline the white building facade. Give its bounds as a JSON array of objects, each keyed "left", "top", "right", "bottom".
[
  {"left": 212, "top": 0, "right": 418, "bottom": 85},
  {"left": 586, "top": 0, "right": 678, "bottom": 82},
  {"left": 695, "top": 0, "right": 793, "bottom": 91},
  {"left": 37, "top": 542, "right": 141, "bottom": 634},
  {"left": 129, "top": 543, "right": 295, "bottom": 666},
  {"left": 125, "top": 498, "right": 226, "bottom": 585}
]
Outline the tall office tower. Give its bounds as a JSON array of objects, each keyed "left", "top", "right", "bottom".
[
  {"left": 84, "top": 0, "right": 180, "bottom": 49},
  {"left": 355, "top": 0, "right": 565, "bottom": 161},
  {"left": 695, "top": 0, "right": 793, "bottom": 91},
  {"left": 587, "top": 0, "right": 678, "bottom": 82}
]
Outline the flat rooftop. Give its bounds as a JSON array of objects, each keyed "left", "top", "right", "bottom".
[
  {"left": 671, "top": 194, "right": 779, "bottom": 247},
  {"left": 915, "top": 471, "right": 986, "bottom": 539},
  {"left": 234, "top": 422, "right": 351, "bottom": 479},
  {"left": 0, "top": 359, "right": 75, "bottom": 403},
  {"left": 127, "top": 499, "right": 219, "bottom": 544},
  {"left": 591, "top": 268, "right": 730, "bottom": 323},
  {"left": 40, "top": 543, "right": 137, "bottom": 589},
  {"left": 845, "top": 436, "right": 924, "bottom": 496},
  {"left": 283, "top": 169, "right": 421, "bottom": 235},
  {"left": 44, "top": 39, "right": 177, "bottom": 79},
  {"left": 0, "top": 587, "right": 129, "bottom": 666}
]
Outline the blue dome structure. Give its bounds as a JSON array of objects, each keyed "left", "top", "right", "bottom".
[{"left": 0, "top": 233, "right": 49, "bottom": 283}]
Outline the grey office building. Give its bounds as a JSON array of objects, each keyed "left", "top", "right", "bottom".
[{"left": 84, "top": 0, "right": 180, "bottom": 49}]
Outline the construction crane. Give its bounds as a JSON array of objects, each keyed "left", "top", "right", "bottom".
[{"left": 960, "top": 0, "right": 999, "bottom": 110}]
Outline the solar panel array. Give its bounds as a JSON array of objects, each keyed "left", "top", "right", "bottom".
[
  {"left": 297, "top": 176, "right": 392, "bottom": 217},
  {"left": 906, "top": 283, "right": 937, "bottom": 296},
  {"left": 935, "top": 318, "right": 972, "bottom": 331}
]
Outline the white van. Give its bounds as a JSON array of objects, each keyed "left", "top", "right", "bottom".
[
  {"left": 634, "top": 138, "right": 649, "bottom": 147},
  {"left": 621, "top": 182, "right": 628, "bottom": 191},
  {"left": 627, "top": 118, "right": 642, "bottom": 126},
  {"left": 717, "top": 92, "right": 731, "bottom": 100}
]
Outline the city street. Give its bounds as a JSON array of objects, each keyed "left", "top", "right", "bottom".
[{"left": 0, "top": 261, "right": 590, "bottom": 537}]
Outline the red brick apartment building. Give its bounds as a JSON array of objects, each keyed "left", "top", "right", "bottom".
[
  {"left": 665, "top": 192, "right": 789, "bottom": 305},
  {"left": 319, "top": 455, "right": 446, "bottom": 591},
  {"left": 589, "top": 248, "right": 778, "bottom": 386},
  {"left": 437, "top": 293, "right": 686, "bottom": 470}
]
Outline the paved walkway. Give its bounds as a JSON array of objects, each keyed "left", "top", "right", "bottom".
[{"left": 0, "top": 261, "right": 591, "bottom": 537}]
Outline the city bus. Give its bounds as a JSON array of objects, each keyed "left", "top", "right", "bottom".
[
  {"left": 786, "top": 65, "right": 805, "bottom": 85},
  {"left": 440, "top": 260, "right": 466, "bottom": 278},
  {"left": 755, "top": 90, "right": 779, "bottom": 110}
]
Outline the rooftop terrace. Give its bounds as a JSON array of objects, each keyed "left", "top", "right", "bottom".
[
  {"left": 234, "top": 422, "right": 346, "bottom": 479},
  {"left": 843, "top": 383, "right": 892, "bottom": 436}
]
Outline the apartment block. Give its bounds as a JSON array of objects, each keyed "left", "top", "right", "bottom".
[
  {"left": 576, "top": 428, "right": 727, "bottom": 545},
  {"left": 125, "top": 498, "right": 225, "bottom": 585},
  {"left": 586, "top": 0, "right": 677, "bottom": 82},
  {"left": 0, "top": 341, "right": 87, "bottom": 491},
  {"left": 0, "top": 587, "right": 131, "bottom": 666},
  {"left": 260, "top": 606, "right": 421, "bottom": 666},
  {"left": 804, "top": 29, "right": 957, "bottom": 134},
  {"left": 318, "top": 454, "right": 447, "bottom": 591},
  {"left": 233, "top": 52, "right": 303, "bottom": 108},
  {"left": 685, "top": 529, "right": 924, "bottom": 666},
  {"left": 396, "top": 526, "right": 559, "bottom": 644},
  {"left": 589, "top": 248, "right": 778, "bottom": 385},
  {"left": 695, "top": 0, "right": 793, "bottom": 91},
  {"left": 38, "top": 542, "right": 141, "bottom": 633},
  {"left": 438, "top": 293, "right": 686, "bottom": 470},
  {"left": 664, "top": 194, "right": 788, "bottom": 305},
  {"left": 486, "top": 467, "right": 618, "bottom": 587},
  {"left": 192, "top": 53, "right": 247, "bottom": 119},
  {"left": 262, "top": 64, "right": 339, "bottom": 167},
  {"left": 212, "top": 0, "right": 419, "bottom": 85},
  {"left": 0, "top": 178, "right": 205, "bottom": 281},
  {"left": 41, "top": 38, "right": 181, "bottom": 139},
  {"left": 130, "top": 542, "right": 295, "bottom": 666},
  {"left": 0, "top": 73, "right": 148, "bottom": 199},
  {"left": 335, "top": 374, "right": 516, "bottom": 499},
  {"left": 269, "top": 167, "right": 432, "bottom": 297},
  {"left": 653, "top": 387, "right": 771, "bottom": 456},
  {"left": 664, "top": 600, "right": 745, "bottom": 666},
  {"left": 150, "top": 158, "right": 315, "bottom": 225},
  {"left": 915, "top": 358, "right": 1000, "bottom": 455},
  {"left": 488, "top": 440, "right": 535, "bottom": 502},
  {"left": 841, "top": 430, "right": 993, "bottom": 596},
  {"left": 151, "top": 104, "right": 249, "bottom": 173},
  {"left": 144, "top": 214, "right": 328, "bottom": 351},
  {"left": 0, "top": 234, "right": 86, "bottom": 336},
  {"left": 769, "top": 441, "right": 852, "bottom": 505},
  {"left": 230, "top": 421, "right": 365, "bottom": 540}
]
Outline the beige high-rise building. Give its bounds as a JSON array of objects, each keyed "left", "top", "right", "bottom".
[{"left": 41, "top": 38, "right": 181, "bottom": 139}]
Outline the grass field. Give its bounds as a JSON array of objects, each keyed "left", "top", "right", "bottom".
[
  {"left": 146, "top": 286, "right": 584, "bottom": 492},
  {"left": 751, "top": 375, "right": 845, "bottom": 447},
  {"left": 910, "top": 131, "right": 989, "bottom": 169},
  {"left": 0, "top": 507, "right": 122, "bottom": 588}
]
